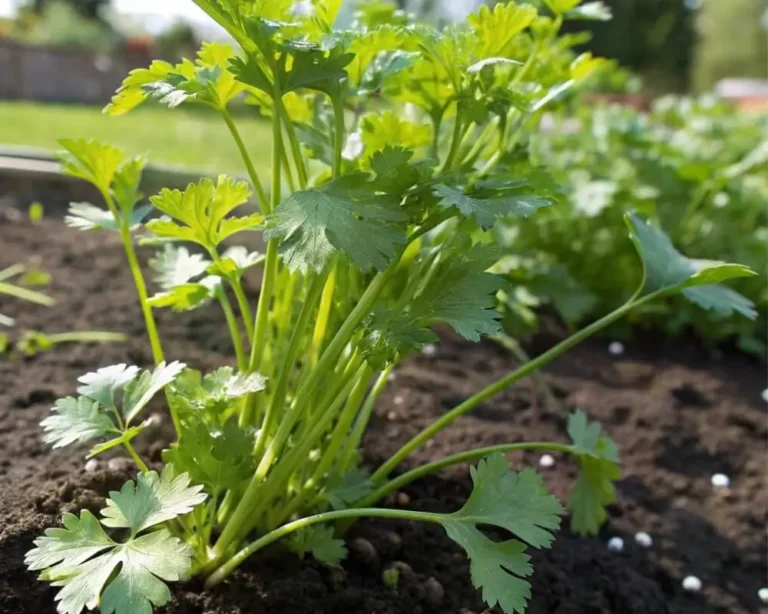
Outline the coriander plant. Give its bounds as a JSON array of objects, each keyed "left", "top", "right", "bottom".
[{"left": 28, "top": 2, "right": 757, "bottom": 613}]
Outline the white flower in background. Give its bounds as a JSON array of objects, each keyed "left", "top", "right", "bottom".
[
  {"left": 710, "top": 473, "right": 730, "bottom": 489},
  {"left": 634, "top": 532, "right": 653, "bottom": 548},
  {"left": 539, "top": 454, "right": 555, "bottom": 468},
  {"left": 342, "top": 130, "right": 364, "bottom": 160},
  {"left": 607, "top": 537, "right": 624, "bottom": 552},
  {"left": 713, "top": 192, "right": 730, "bottom": 208},
  {"left": 682, "top": 576, "right": 702, "bottom": 593},
  {"left": 290, "top": 0, "right": 315, "bottom": 18},
  {"left": 758, "top": 587, "right": 768, "bottom": 604},
  {"left": 761, "top": 388, "right": 768, "bottom": 403},
  {"left": 608, "top": 341, "right": 625, "bottom": 356}
]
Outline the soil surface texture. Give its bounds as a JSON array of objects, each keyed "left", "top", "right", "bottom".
[{"left": 0, "top": 216, "right": 766, "bottom": 614}]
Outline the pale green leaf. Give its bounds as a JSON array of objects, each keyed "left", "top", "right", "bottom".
[
  {"left": 41, "top": 397, "right": 119, "bottom": 449},
  {"left": 25, "top": 511, "right": 114, "bottom": 572},
  {"left": 150, "top": 244, "right": 212, "bottom": 291},
  {"left": 58, "top": 139, "right": 124, "bottom": 191},
  {"left": 323, "top": 468, "right": 374, "bottom": 511},
  {"left": 100, "top": 466, "right": 207, "bottom": 533},
  {"left": 148, "top": 176, "right": 257, "bottom": 248},
  {"left": 122, "top": 361, "right": 186, "bottom": 424},
  {"left": 147, "top": 278, "right": 221, "bottom": 312},
  {"left": 77, "top": 363, "right": 140, "bottom": 409},
  {"left": 565, "top": 1, "right": 612, "bottom": 21},
  {"left": 65, "top": 202, "right": 151, "bottom": 232}
]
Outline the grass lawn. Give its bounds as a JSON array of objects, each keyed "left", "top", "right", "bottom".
[{"left": 0, "top": 101, "right": 272, "bottom": 174}]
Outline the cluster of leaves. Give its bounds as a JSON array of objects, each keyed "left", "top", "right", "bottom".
[
  {"left": 28, "top": 2, "right": 759, "bottom": 614},
  {"left": 497, "top": 95, "right": 767, "bottom": 353}
]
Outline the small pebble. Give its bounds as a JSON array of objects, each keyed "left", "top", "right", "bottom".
[
  {"left": 393, "top": 395, "right": 404, "bottom": 406},
  {"left": 349, "top": 537, "right": 379, "bottom": 566},
  {"left": 387, "top": 371, "right": 397, "bottom": 382},
  {"left": 422, "top": 343, "right": 437, "bottom": 357},
  {"left": 539, "top": 454, "right": 555, "bottom": 468},
  {"left": 758, "top": 587, "right": 768, "bottom": 603},
  {"left": 634, "top": 532, "right": 653, "bottom": 548},
  {"left": 107, "top": 457, "right": 133, "bottom": 473},
  {"left": 145, "top": 412, "right": 163, "bottom": 428},
  {"left": 84, "top": 459, "right": 100, "bottom": 473},
  {"left": 389, "top": 561, "right": 415, "bottom": 581},
  {"left": 424, "top": 577, "right": 445, "bottom": 606},
  {"left": 608, "top": 341, "right": 625, "bottom": 356},
  {"left": 711, "top": 473, "right": 731, "bottom": 489},
  {"left": 607, "top": 537, "right": 624, "bottom": 552},
  {"left": 396, "top": 492, "right": 411, "bottom": 507},
  {"left": 386, "top": 411, "right": 398, "bottom": 421},
  {"left": 761, "top": 388, "right": 768, "bottom": 403},
  {"left": 682, "top": 575, "right": 702, "bottom": 593}
]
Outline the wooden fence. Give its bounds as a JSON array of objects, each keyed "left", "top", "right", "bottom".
[{"left": 0, "top": 39, "right": 151, "bottom": 105}]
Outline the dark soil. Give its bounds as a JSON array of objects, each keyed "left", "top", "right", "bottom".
[{"left": 1, "top": 216, "right": 766, "bottom": 614}]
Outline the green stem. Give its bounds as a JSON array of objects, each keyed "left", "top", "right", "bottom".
[
  {"left": 359, "top": 442, "right": 573, "bottom": 509},
  {"left": 251, "top": 271, "right": 328, "bottom": 461},
  {"left": 0, "top": 282, "right": 55, "bottom": 306},
  {"left": 309, "top": 263, "right": 337, "bottom": 367},
  {"left": 0, "top": 263, "right": 27, "bottom": 282},
  {"left": 218, "top": 292, "right": 247, "bottom": 371},
  {"left": 206, "top": 508, "right": 443, "bottom": 588},
  {"left": 46, "top": 331, "right": 126, "bottom": 344},
  {"left": 332, "top": 97, "right": 345, "bottom": 178},
  {"left": 221, "top": 108, "right": 269, "bottom": 212},
  {"left": 371, "top": 294, "right": 656, "bottom": 483},
  {"left": 278, "top": 97, "right": 309, "bottom": 189},
  {"left": 340, "top": 363, "right": 395, "bottom": 471},
  {"left": 119, "top": 225, "right": 166, "bottom": 366},
  {"left": 123, "top": 441, "right": 149, "bottom": 473},
  {"left": 440, "top": 106, "right": 463, "bottom": 172}
]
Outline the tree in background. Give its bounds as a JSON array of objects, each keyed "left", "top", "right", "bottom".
[
  {"left": 694, "top": 0, "right": 768, "bottom": 91},
  {"left": 560, "top": 0, "right": 698, "bottom": 93},
  {"left": 26, "top": 0, "right": 110, "bottom": 20}
]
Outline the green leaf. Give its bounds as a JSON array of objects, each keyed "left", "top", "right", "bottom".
[
  {"left": 58, "top": 139, "right": 124, "bottom": 191},
  {"left": 441, "top": 454, "right": 563, "bottom": 614},
  {"left": 323, "top": 468, "right": 374, "bottom": 511},
  {"left": 100, "top": 466, "right": 207, "bottom": 533},
  {"left": 288, "top": 526, "right": 347, "bottom": 567},
  {"left": 148, "top": 278, "right": 221, "bottom": 312},
  {"left": 281, "top": 40, "right": 355, "bottom": 95},
  {"left": 467, "top": 2, "right": 537, "bottom": 57},
  {"left": 370, "top": 146, "right": 434, "bottom": 196},
  {"left": 112, "top": 155, "right": 148, "bottom": 213},
  {"left": 77, "top": 364, "right": 141, "bottom": 409},
  {"left": 360, "top": 111, "right": 432, "bottom": 160},
  {"left": 206, "top": 246, "right": 262, "bottom": 280},
  {"left": 41, "top": 397, "right": 119, "bottom": 449},
  {"left": 106, "top": 43, "right": 245, "bottom": 115},
  {"left": 25, "top": 511, "right": 114, "bottom": 573},
  {"left": 164, "top": 418, "right": 254, "bottom": 491},
  {"left": 150, "top": 244, "right": 212, "bottom": 291},
  {"left": 362, "top": 308, "right": 438, "bottom": 367},
  {"left": 265, "top": 175, "right": 408, "bottom": 273},
  {"left": 121, "top": 361, "right": 187, "bottom": 424},
  {"left": 148, "top": 176, "right": 259, "bottom": 249},
  {"left": 99, "top": 530, "right": 192, "bottom": 614},
  {"left": 65, "top": 202, "right": 151, "bottom": 232},
  {"left": 435, "top": 185, "right": 552, "bottom": 229},
  {"left": 566, "top": 410, "right": 620, "bottom": 535},
  {"left": 28, "top": 517, "right": 191, "bottom": 614},
  {"left": 411, "top": 244, "right": 504, "bottom": 342},
  {"left": 625, "top": 213, "right": 757, "bottom": 318}
]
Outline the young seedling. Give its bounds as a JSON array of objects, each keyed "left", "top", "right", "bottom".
[
  {"left": 29, "top": 2, "right": 757, "bottom": 613},
  {"left": 0, "top": 263, "right": 125, "bottom": 357}
]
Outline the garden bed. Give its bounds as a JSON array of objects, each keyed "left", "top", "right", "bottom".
[{"left": 0, "top": 216, "right": 765, "bottom": 614}]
